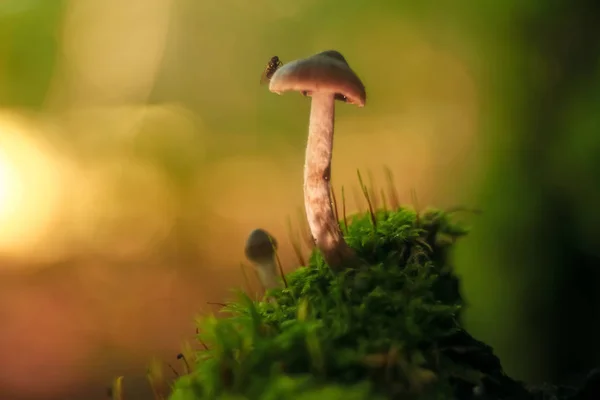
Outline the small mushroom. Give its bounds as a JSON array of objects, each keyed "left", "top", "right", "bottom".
[
  {"left": 244, "top": 228, "right": 281, "bottom": 290},
  {"left": 268, "top": 50, "right": 366, "bottom": 271}
]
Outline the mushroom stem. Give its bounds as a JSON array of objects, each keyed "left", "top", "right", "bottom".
[
  {"left": 305, "top": 92, "right": 357, "bottom": 270},
  {"left": 254, "top": 257, "right": 280, "bottom": 290}
]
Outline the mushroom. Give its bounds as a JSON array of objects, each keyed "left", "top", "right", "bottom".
[
  {"left": 244, "top": 228, "right": 281, "bottom": 290},
  {"left": 268, "top": 50, "right": 366, "bottom": 271}
]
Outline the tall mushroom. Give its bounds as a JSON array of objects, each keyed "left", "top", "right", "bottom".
[
  {"left": 244, "top": 228, "right": 281, "bottom": 290},
  {"left": 268, "top": 50, "right": 366, "bottom": 271}
]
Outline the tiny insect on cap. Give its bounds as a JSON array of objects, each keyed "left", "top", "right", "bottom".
[
  {"left": 260, "top": 56, "right": 283, "bottom": 84},
  {"left": 244, "top": 228, "right": 278, "bottom": 263},
  {"left": 268, "top": 50, "right": 366, "bottom": 107}
]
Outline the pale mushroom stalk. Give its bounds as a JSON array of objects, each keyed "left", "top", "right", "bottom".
[
  {"left": 268, "top": 50, "right": 366, "bottom": 271},
  {"left": 253, "top": 257, "right": 280, "bottom": 290},
  {"left": 304, "top": 92, "right": 356, "bottom": 268}
]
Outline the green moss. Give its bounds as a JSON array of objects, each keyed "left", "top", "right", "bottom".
[{"left": 167, "top": 207, "right": 494, "bottom": 400}]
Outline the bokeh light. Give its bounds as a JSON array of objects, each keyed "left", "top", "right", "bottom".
[
  {"left": 0, "top": 113, "right": 65, "bottom": 260},
  {"left": 0, "top": 147, "right": 20, "bottom": 222}
]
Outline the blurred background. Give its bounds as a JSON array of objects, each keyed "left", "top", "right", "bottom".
[{"left": 0, "top": 0, "right": 599, "bottom": 399}]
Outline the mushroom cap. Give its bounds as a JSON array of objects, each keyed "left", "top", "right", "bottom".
[
  {"left": 244, "top": 228, "right": 278, "bottom": 262},
  {"left": 269, "top": 50, "right": 366, "bottom": 107}
]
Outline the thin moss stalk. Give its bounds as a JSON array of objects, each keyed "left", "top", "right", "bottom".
[
  {"left": 286, "top": 216, "right": 306, "bottom": 266},
  {"left": 384, "top": 166, "right": 400, "bottom": 209},
  {"left": 356, "top": 169, "right": 376, "bottom": 227},
  {"left": 341, "top": 186, "right": 349, "bottom": 234}
]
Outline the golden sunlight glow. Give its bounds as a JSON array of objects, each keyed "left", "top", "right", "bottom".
[
  {"left": 0, "top": 149, "right": 21, "bottom": 222},
  {"left": 0, "top": 114, "right": 64, "bottom": 257}
]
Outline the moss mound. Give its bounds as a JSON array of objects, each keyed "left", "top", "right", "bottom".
[{"left": 168, "top": 207, "right": 519, "bottom": 400}]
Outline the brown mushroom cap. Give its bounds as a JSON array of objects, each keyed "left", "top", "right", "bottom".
[
  {"left": 269, "top": 50, "right": 366, "bottom": 107},
  {"left": 244, "top": 228, "right": 278, "bottom": 263}
]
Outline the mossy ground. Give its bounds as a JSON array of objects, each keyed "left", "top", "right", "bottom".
[
  {"left": 163, "top": 207, "right": 498, "bottom": 400},
  {"left": 111, "top": 202, "right": 595, "bottom": 400}
]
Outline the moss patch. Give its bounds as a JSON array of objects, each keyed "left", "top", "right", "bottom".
[{"left": 167, "top": 207, "right": 509, "bottom": 400}]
